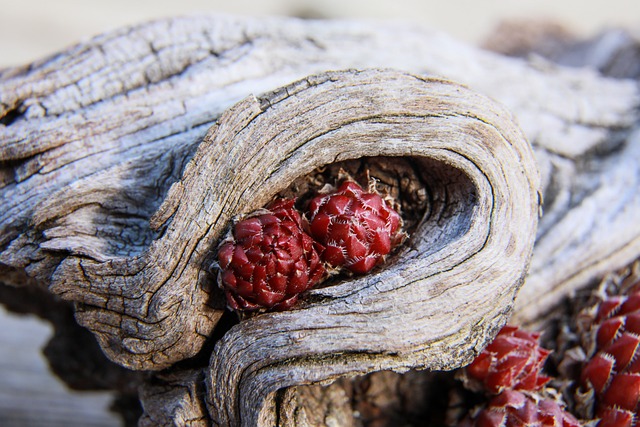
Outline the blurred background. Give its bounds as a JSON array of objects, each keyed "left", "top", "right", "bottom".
[
  {"left": 1, "top": 0, "right": 639, "bottom": 67},
  {"left": 0, "top": 1, "right": 638, "bottom": 426}
]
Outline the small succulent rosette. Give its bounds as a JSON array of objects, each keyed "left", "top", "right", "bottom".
[
  {"left": 457, "top": 326, "right": 579, "bottom": 427},
  {"left": 306, "top": 180, "right": 403, "bottom": 274},
  {"left": 576, "top": 283, "right": 640, "bottom": 427},
  {"left": 216, "top": 199, "right": 325, "bottom": 312}
]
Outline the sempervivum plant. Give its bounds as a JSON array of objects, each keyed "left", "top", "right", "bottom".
[
  {"left": 459, "top": 390, "right": 581, "bottom": 427},
  {"left": 217, "top": 199, "right": 325, "bottom": 311},
  {"left": 464, "top": 325, "right": 551, "bottom": 394},
  {"left": 306, "top": 181, "right": 403, "bottom": 274},
  {"left": 457, "top": 325, "right": 579, "bottom": 427},
  {"left": 580, "top": 289, "right": 640, "bottom": 427}
]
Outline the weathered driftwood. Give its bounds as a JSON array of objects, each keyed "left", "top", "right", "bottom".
[
  {"left": 202, "top": 69, "right": 539, "bottom": 426},
  {"left": 138, "top": 369, "right": 208, "bottom": 427},
  {"left": 1, "top": 14, "right": 639, "bottom": 426},
  {"left": 485, "top": 22, "right": 640, "bottom": 80}
]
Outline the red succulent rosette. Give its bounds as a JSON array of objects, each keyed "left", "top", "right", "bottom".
[
  {"left": 465, "top": 325, "right": 551, "bottom": 394},
  {"left": 459, "top": 390, "right": 580, "bottom": 427},
  {"left": 306, "top": 181, "right": 403, "bottom": 274},
  {"left": 217, "top": 199, "right": 325, "bottom": 311},
  {"left": 581, "top": 291, "right": 640, "bottom": 427}
]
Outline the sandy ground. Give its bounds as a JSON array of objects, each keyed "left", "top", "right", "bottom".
[{"left": 0, "top": 1, "right": 638, "bottom": 426}]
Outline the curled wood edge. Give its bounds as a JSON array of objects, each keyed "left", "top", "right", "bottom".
[
  {"left": 0, "top": 15, "right": 638, "bottom": 425},
  {"left": 194, "top": 69, "right": 540, "bottom": 426},
  {"left": 1, "top": 15, "right": 636, "bottom": 373}
]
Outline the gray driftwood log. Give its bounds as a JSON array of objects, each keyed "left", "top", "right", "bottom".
[
  {"left": 202, "top": 69, "right": 539, "bottom": 426},
  {"left": 1, "top": 15, "right": 639, "bottom": 427}
]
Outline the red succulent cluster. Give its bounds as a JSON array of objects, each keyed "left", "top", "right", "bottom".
[
  {"left": 459, "top": 390, "right": 580, "bottom": 427},
  {"left": 466, "top": 325, "right": 551, "bottom": 394},
  {"left": 459, "top": 326, "right": 578, "bottom": 427},
  {"left": 306, "top": 181, "right": 402, "bottom": 274},
  {"left": 215, "top": 181, "right": 404, "bottom": 312},
  {"left": 217, "top": 199, "right": 325, "bottom": 311},
  {"left": 581, "top": 291, "right": 640, "bottom": 427}
]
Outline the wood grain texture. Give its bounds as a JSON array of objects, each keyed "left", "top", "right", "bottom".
[
  {"left": 184, "top": 69, "right": 539, "bottom": 425},
  {"left": 0, "top": 15, "right": 636, "bottom": 371},
  {"left": 1, "top": 14, "right": 639, "bottom": 427},
  {"left": 139, "top": 369, "right": 208, "bottom": 427}
]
